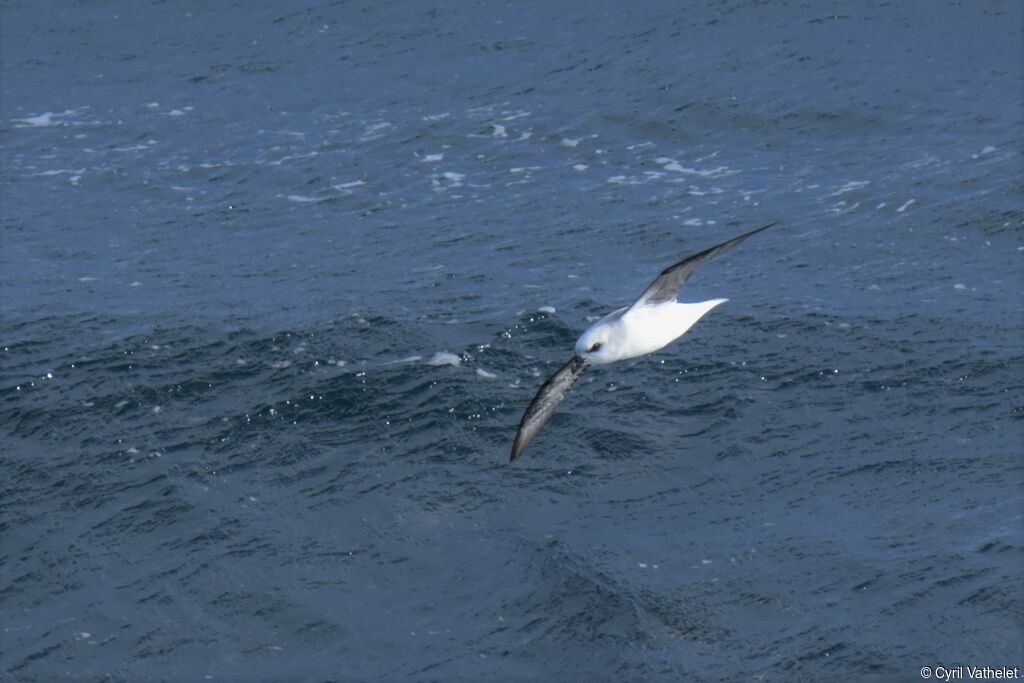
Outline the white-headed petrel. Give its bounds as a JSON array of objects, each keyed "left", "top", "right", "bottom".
[{"left": 510, "top": 222, "right": 776, "bottom": 462}]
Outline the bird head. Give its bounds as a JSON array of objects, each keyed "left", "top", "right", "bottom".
[{"left": 574, "top": 326, "right": 615, "bottom": 364}]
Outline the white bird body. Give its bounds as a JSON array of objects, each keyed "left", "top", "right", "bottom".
[
  {"left": 510, "top": 223, "right": 776, "bottom": 462},
  {"left": 575, "top": 299, "right": 729, "bottom": 364}
]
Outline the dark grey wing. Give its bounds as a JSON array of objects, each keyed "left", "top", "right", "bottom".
[
  {"left": 630, "top": 222, "right": 777, "bottom": 309},
  {"left": 510, "top": 356, "right": 589, "bottom": 462}
]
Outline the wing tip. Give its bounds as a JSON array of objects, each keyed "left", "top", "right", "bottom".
[
  {"left": 509, "top": 423, "right": 532, "bottom": 462},
  {"left": 509, "top": 422, "right": 528, "bottom": 462}
]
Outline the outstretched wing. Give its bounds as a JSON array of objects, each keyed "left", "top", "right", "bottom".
[
  {"left": 630, "top": 222, "right": 777, "bottom": 309},
  {"left": 510, "top": 356, "right": 589, "bottom": 462}
]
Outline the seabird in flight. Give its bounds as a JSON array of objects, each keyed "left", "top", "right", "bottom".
[{"left": 510, "top": 222, "right": 776, "bottom": 462}]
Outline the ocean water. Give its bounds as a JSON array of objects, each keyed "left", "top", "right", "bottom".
[{"left": 2, "top": 1, "right": 1022, "bottom": 681}]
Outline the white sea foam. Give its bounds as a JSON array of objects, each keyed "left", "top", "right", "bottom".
[
  {"left": 387, "top": 355, "right": 423, "bottom": 365},
  {"left": 831, "top": 180, "right": 870, "bottom": 196},
  {"left": 268, "top": 152, "right": 319, "bottom": 166},
  {"left": 332, "top": 180, "right": 365, "bottom": 191},
  {"left": 14, "top": 108, "right": 88, "bottom": 127},
  {"left": 829, "top": 200, "right": 861, "bottom": 214},
  {"left": 427, "top": 352, "right": 461, "bottom": 367},
  {"left": 361, "top": 121, "right": 391, "bottom": 140},
  {"left": 606, "top": 175, "right": 646, "bottom": 186},
  {"left": 15, "top": 112, "right": 57, "bottom": 126},
  {"left": 654, "top": 157, "right": 737, "bottom": 178},
  {"left": 433, "top": 171, "right": 466, "bottom": 191}
]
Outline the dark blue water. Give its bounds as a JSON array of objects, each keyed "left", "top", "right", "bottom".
[{"left": 3, "top": 1, "right": 1022, "bottom": 681}]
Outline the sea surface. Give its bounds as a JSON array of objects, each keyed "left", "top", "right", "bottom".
[{"left": 2, "top": 1, "right": 1022, "bottom": 681}]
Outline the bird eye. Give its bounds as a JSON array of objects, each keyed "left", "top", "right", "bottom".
[{"left": 589, "top": 343, "right": 602, "bottom": 352}]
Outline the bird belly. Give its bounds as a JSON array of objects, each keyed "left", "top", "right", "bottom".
[{"left": 618, "top": 299, "right": 728, "bottom": 359}]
